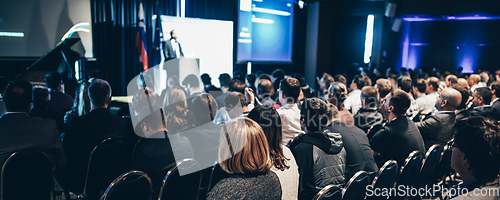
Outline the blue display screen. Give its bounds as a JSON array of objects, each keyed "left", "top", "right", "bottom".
[{"left": 237, "top": 0, "right": 294, "bottom": 63}]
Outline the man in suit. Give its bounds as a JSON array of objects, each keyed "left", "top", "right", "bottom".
[
  {"left": 62, "top": 79, "right": 127, "bottom": 194},
  {"left": 163, "top": 29, "right": 184, "bottom": 61},
  {"left": 30, "top": 86, "right": 65, "bottom": 133},
  {"left": 451, "top": 83, "right": 471, "bottom": 121},
  {"left": 200, "top": 73, "right": 222, "bottom": 99},
  {"left": 490, "top": 81, "right": 500, "bottom": 113},
  {"left": 44, "top": 72, "right": 74, "bottom": 113},
  {"left": 353, "top": 86, "right": 384, "bottom": 133},
  {"left": 416, "top": 88, "right": 461, "bottom": 150},
  {"left": 0, "top": 80, "right": 65, "bottom": 169},
  {"left": 369, "top": 89, "right": 425, "bottom": 167},
  {"left": 470, "top": 87, "right": 498, "bottom": 120}
]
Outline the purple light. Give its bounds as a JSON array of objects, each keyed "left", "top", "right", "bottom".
[
  {"left": 410, "top": 43, "right": 429, "bottom": 46},
  {"left": 478, "top": 44, "right": 487, "bottom": 46},
  {"left": 402, "top": 17, "right": 434, "bottom": 22},
  {"left": 455, "top": 16, "right": 492, "bottom": 20},
  {"left": 456, "top": 46, "right": 460, "bottom": 50},
  {"left": 447, "top": 16, "right": 456, "bottom": 19}
]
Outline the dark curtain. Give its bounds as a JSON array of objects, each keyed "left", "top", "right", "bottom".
[{"left": 90, "top": 0, "right": 176, "bottom": 95}]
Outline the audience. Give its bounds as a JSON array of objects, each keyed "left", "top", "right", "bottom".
[
  {"left": 207, "top": 118, "right": 282, "bottom": 200},
  {"left": 64, "top": 80, "right": 91, "bottom": 124},
  {"left": 416, "top": 77, "right": 439, "bottom": 120},
  {"left": 353, "top": 86, "right": 384, "bottom": 133},
  {"left": 30, "top": 86, "right": 65, "bottom": 133},
  {"left": 326, "top": 103, "right": 378, "bottom": 181},
  {"left": 0, "top": 80, "right": 65, "bottom": 170},
  {"left": 344, "top": 75, "right": 365, "bottom": 115},
  {"left": 369, "top": 89, "right": 425, "bottom": 166},
  {"left": 44, "top": 72, "right": 74, "bottom": 113},
  {"left": 445, "top": 75, "right": 458, "bottom": 87},
  {"left": 257, "top": 79, "right": 276, "bottom": 107},
  {"left": 328, "top": 82, "right": 354, "bottom": 124},
  {"left": 468, "top": 74, "right": 481, "bottom": 92},
  {"left": 397, "top": 76, "right": 419, "bottom": 120},
  {"left": 201, "top": 73, "right": 222, "bottom": 98},
  {"left": 182, "top": 74, "right": 202, "bottom": 97},
  {"left": 277, "top": 77, "right": 304, "bottom": 145},
  {"left": 289, "top": 98, "right": 346, "bottom": 200},
  {"left": 489, "top": 81, "right": 500, "bottom": 113},
  {"left": 448, "top": 116, "right": 500, "bottom": 199},
  {"left": 225, "top": 92, "right": 251, "bottom": 118},
  {"left": 416, "top": 88, "right": 461, "bottom": 150},
  {"left": 318, "top": 73, "right": 335, "bottom": 100},
  {"left": 62, "top": 79, "right": 127, "bottom": 193},
  {"left": 450, "top": 83, "right": 471, "bottom": 121},
  {"left": 469, "top": 87, "right": 498, "bottom": 120},
  {"left": 248, "top": 106, "right": 299, "bottom": 200},
  {"left": 375, "top": 78, "right": 392, "bottom": 101}
]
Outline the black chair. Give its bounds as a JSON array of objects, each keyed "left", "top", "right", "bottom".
[
  {"left": 207, "top": 163, "right": 230, "bottom": 194},
  {"left": 312, "top": 185, "right": 342, "bottom": 200},
  {"left": 99, "top": 170, "right": 152, "bottom": 200},
  {"left": 197, "top": 165, "right": 215, "bottom": 200},
  {"left": 1, "top": 150, "right": 54, "bottom": 200},
  {"left": 342, "top": 171, "right": 370, "bottom": 200},
  {"left": 366, "top": 160, "right": 398, "bottom": 200},
  {"left": 79, "top": 138, "right": 127, "bottom": 200},
  {"left": 431, "top": 141, "right": 453, "bottom": 185},
  {"left": 389, "top": 151, "right": 424, "bottom": 200},
  {"left": 158, "top": 158, "right": 203, "bottom": 200},
  {"left": 412, "top": 144, "right": 442, "bottom": 191}
]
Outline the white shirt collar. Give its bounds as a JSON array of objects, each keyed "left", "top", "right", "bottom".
[{"left": 491, "top": 98, "right": 499, "bottom": 106}]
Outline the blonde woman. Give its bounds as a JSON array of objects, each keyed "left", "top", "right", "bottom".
[{"left": 207, "top": 117, "right": 282, "bottom": 200}]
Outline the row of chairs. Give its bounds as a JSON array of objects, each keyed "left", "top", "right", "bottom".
[
  {"left": 313, "top": 140, "right": 454, "bottom": 200},
  {"left": 0, "top": 137, "right": 227, "bottom": 200}
]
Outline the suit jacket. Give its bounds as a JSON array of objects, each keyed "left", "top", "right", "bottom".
[
  {"left": 353, "top": 108, "right": 384, "bottom": 133},
  {"left": 491, "top": 99, "right": 500, "bottom": 115},
  {"left": 470, "top": 105, "right": 498, "bottom": 121},
  {"left": 0, "top": 113, "right": 65, "bottom": 168},
  {"left": 62, "top": 108, "right": 127, "bottom": 193},
  {"left": 455, "top": 108, "right": 470, "bottom": 122},
  {"left": 163, "top": 38, "right": 184, "bottom": 60},
  {"left": 30, "top": 106, "right": 65, "bottom": 133},
  {"left": 416, "top": 111, "right": 456, "bottom": 150},
  {"left": 48, "top": 90, "right": 74, "bottom": 113}
]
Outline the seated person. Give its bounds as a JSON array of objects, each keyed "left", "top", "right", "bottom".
[
  {"left": 326, "top": 104, "right": 379, "bottom": 181},
  {"left": 447, "top": 116, "right": 500, "bottom": 199},
  {"left": 289, "top": 98, "right": 346, "bottom": 200},
  {"left": 30, "top": 86, "right": 65, "bottom": 133},
  {"left": 397, "top": 76, "right": 419, "bottom": 120},
  {"left": 369, "top": 89, "right": 425, "bottom": 167},
  {"left": 277, "top": 78, "right": 304, "bottom": 145},
  {"left": 62, "top": 79, "right": 127, "bottom": 193},
  {"left": 225, "top": 92, "right": 251, "bottom": 118},
  {"left": 207, "top": 118, "right": 282, "bottom": 200},
  {"left": 469, "top": 87, "right": 498, "bottom": 120},
  {"left": 450, "top": 83, "right": 470, "bottom": 121},
  {"left": 328, "top": 82, "right": 354, "bottom": 125},
  {"left": 131, "top": 106, "right": 193, "bottom": 200},
  {"left": 416, "top": 88, "right": 461, "bottom": 150},
  {"left": 44, "top": 72, "right": 73, "bottom": 113},
  {"left": 257, "top": 79, "right": 276, "bottom": 107},
  {"left": 491, "top": 81, "right": 500, "bottom": 113},
  {"left": 0, "top": 80, "right": 65, "bottom": 169},
  {"left": 353, "top": 86, "right": 384, "bottom": 133}
]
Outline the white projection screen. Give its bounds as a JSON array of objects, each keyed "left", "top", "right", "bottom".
[{"left": 160, "top": 16, "right": 233, "bottom": 89}]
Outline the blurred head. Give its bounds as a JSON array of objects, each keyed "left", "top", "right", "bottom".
[
  {"left": 361, "top": 86, "right": 379, "bottom": 109},
  {"left": 225, "top": 92, "right": 248, "bottom": 118},
  {"left": 247, "top": 106, "right": 290, "bottom": 171},
  {"left": 351, "top": 75, "right": 365, "bottom": 91},
  {"left": 426, "top": 77, "right": 440, "bottom": 94},
  {"left": 138, "top": 105, "right": 165, "bottom": 138},
  {"left": 182, "top": 74, "right": 200, "bottom": 89},
  {"left": 334, "top": 74, "right": 347, "bottom": 86},
  {"left": 321, "top": 73, "right": 334, "bottom": 90},
  {"left": 219, "top": 118, "right": 272, "bottom": 174},
  {"left": 279, "top": 77, "right": 301, "bottom": 105},
  {"left": 375, "top": 78, "right": 392, "bottom": 100},
  {"left": 44, "top": 72, "right": 62, "bottom": 90},
  {"left": 167, "top": 75, "right": 180, "bottom": 88},
  {"left": 396, "top": 76, "right": 412, "bottom": 93},
  {"left": 380, "top": 89, "right": 410, "bottom": 118},
  {"left": 4, "top": 80, "right": 32, "bottom": 113},
  {"left": 164, "top": 86, "right": 187, "bottom": 108},
  {"left": 170, "top": 29, "right": 177, "bottom": 40},
  {"left": 480, "top": 72, "right": 489, "bottom": 83},
  {"left": 132, "top": 88, "right": 158, "bottom": 115},
  {"left": 229, "top": 79, "right": 246, "bottom": 94},
  {"left": 452, "top": 117, "right": 500, "bottom": 182},
  {"left": 328, "top": 82, "right": 347, "bottom": 107},
  {"left": 450, "top": 83, "right": 470, "bottom": 110},
  {"left": 435, "top": 88, "right": 462, "bottom": 111},
  {"left": 490, "top": 81, "right": 500, "bottom": 100},
  {"left": 32, "top": 86, "right": 50, "bottom": 108},
  {"left": 257, "top": 79, "right": 274, "bottom": 99},
  {"left": 445, "top": 75, "right": 458, "bottom": 87},
  {"left": 191, "top": 93, "right": 218, "bottom": 124},
  {"left": 471, "top": 87, "right": 492, "bottom": 107},
  {"left": 300, "top": 98, "right": 329, "bottom": 132},
  {"left": 457, "top": 78, "right": 469, "bottom": 88},
  {"left": 164, "top": 86, "right": 188, "bottom": 133},
  {"left": 200, "top": 73, "right": 212, "bottom": 85},
  {"left": 468, "top": 74, "right": 481, "bottom": 86},
  {"left": 88, "top": 79, "right": 112, "bottom": 108},
  {"left": 219, "top": 73, "right": 232, "bottom": 90}
]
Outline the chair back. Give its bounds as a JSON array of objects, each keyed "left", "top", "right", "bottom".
[
  {"left": 366, "top": 160, "right": 398, "bottom": 200},
  {"left": 100, "top": 170, "right": 152, "bottom": 200},
  {"left": 431, "top": 141, "right": 453, "bottom": 185},
  {"left": 158, "top": 158, "right": 203, "bottom": 200},
  {"left": 1, "top": 150, "right": 53, "bottom": 200},
  {"left": 312, "top": 185, "right": 342, "bottom": 200},
  {"left": 342, "top": 171, "right": 370, "bottom": 200},
  {"left": 413, "top": 144, "right": 442, "bottom": 190},
  {"left": 82, "top": 138, "right": 126, "bottom": 200},
  {"left": 390, "top": 151, "right": 424, "bottom": 200},
  {"left": 207, "top": 163, "right": 230, "bottom": 193},
  {"left": 197, "top": 166, "right": 215, "bottom": 200}
]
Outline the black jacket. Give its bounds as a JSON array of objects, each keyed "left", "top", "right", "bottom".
[
  {"left": 416, "top": 111, "right": 456, "bottom": 150},
  {"left": 326, "top": 121, "right": 379, "bottom": 181},
  {"left": 455, "top": 108, "right": 470, "bottom": 122},
  {"left": 289, "top": 130, "right": 346, "bottom": 200},
  {"left": 353, "top": 108, "right": 384, "bottom": 133},
  {"left": 470, "top": 105, "right": 498, "bottom": 121}
]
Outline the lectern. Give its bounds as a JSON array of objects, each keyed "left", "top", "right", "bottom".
[{"left": 164, "top": 58, "right": 200, "bottom": 82}]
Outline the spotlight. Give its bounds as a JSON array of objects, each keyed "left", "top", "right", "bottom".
[{"left": 298, "top": 0, "right": 305, "bottom": 9}]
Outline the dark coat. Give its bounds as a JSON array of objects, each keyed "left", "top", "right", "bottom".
[{"left": 416, "top": 111, "right": 456, "bottom": 150}]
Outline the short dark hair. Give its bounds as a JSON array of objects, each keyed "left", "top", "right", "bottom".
[
  {"left": 218, "top": 73, "right": 232, "bottom": 88},
  {"left": 389, "top": 89, "right": 411, "bottom": 116},
  {"left": 491, "top": 81, "right": 500, "bottom": 98},
  {"left": 191, "top": 93, "right": 218, "bottom": 124},
  {"left": 323, "top": 73, "right": 334, "bottom": 89},
  {"left": 451, "top": 83, "right": 470, "bottom": 109},
  {"left": 200, "top": 73, "right": 212, "bottom": 85},
  {"left": 32, "top": 86, "right": 50, "bottom": 107},
  {"left": 272, "top": 69, "right": 285, "bottom": 79},
  {"left": 44, "top": 72, "right": 61, "bottom": 89},
  {"left": 182, "top": 74, "right": 199, "bottom": 88},
  {"left": 448, "top": 76, "right": 458, "bottom": 84},
  {"left": 258, "top": 79, "right": 274, "bottom": 98},
  {"left": 4, "top": 80, "right": 32, "bottom": 112},
  {"left": 474, "top": 87, "right": 492, "bottom": 105},
  {"left": 300, "top": 98, "right": 329, "bottom": 132},
  {"left": 397, "top": 76, "right": 412, "bottom": 93},
  {"left": 139, "top": 105, "right": 164, "bottom": 131},
  {"left": 414, "top": 78, "right": 427, "bottom": 93},
  {"left": 279, "top": 78, "right": 301, "bottom": 103},
  {"left": 229, "top": 79, "right": 246, "bottom": 94},
  {"left": 334, "top": 74, "right": 347, "bottom": 86},
  {"left": 454, "top": 116, "right": 500, "bottom": 182},
  {"left": 376, "top": 79, "right": 392, "bottom": 99},
  {"left": 361, "top": 86, "right": 379, "bottom": 109},
  {"left": 224, "top": 92, "right": 248, "bottom": 108},
  {"left": 352, "top": 75, "right": 365, "bottom": 89},
  {"left": 427, "top": 77, "right": 439, "bottom": 92},
  {"left": 328, "top": 82, "right": 347, "bottom": 105},
  {"left": 292, "top": 73, "right": 306, "bottom": 86},
  {"left": 88, "top": 79, "right": 112, "bottom": 107}
]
